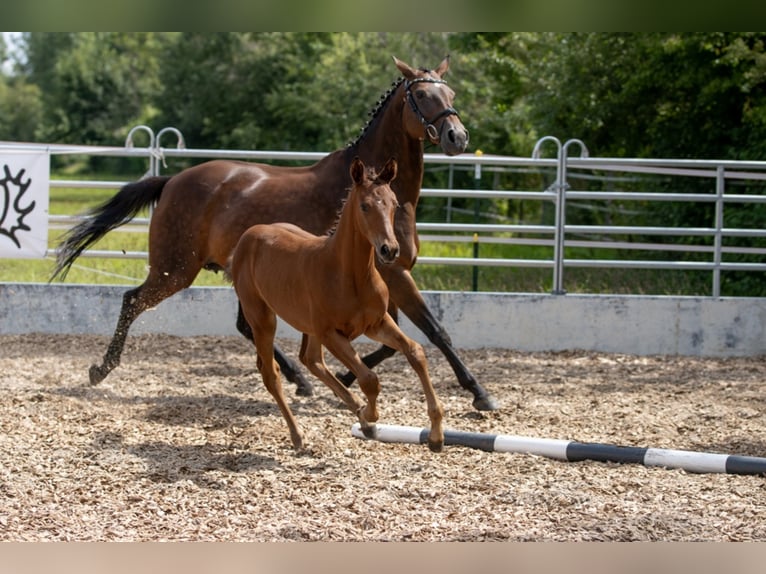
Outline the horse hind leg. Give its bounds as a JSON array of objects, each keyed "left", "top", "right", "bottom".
[
  {"left": 89, "top": 275, "right": 187, "bottom": 385},
  {"left": 236, "top": 303, "right": 314, "bottom": 396}
]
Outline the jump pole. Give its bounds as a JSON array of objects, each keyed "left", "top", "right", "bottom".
[{"left": 351, "top": 423, "right": 766, "bottom": 476}]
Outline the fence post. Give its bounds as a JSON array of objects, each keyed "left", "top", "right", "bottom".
[
  {"left": 713, "top": 165, "right": 725, "bottom": 298},
  {"left": 472, "top": 152, "right": 482, "bottom": 291},
  {"left": 155, "top": 127, "right": 186, "bottom": 175},
  {"left": 532, "top": 136, "right": 565, "bottom": 293}
]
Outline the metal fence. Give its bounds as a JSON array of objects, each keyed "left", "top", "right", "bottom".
[{"left": 3, "top": 126, "right": 766, "bottom": 297}]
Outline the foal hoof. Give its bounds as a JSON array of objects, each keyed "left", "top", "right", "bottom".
[
  {"left": 360, "top": 423, "right": 378, "bottom": 439},
  {"left": 473, "top": 393, "right": 500, "bottom": 412},
  {"left": 428, "top": 439, "right": 444, "bottom": 453},
  {"left": 88, "top": 364, "right": 107, "bottom": 386}
]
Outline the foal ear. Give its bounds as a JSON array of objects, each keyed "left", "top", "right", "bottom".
[
  {"left": 434, "top": 54, "right": 450, "bottom": 78},
  {"left": 379, "top": 157, "right": 398, "bottom": 184},
  {"left": 392, "top": 56, "right": 418, "bottom": 80},
  {"left": 350, "top": 156, "right": 366, "bottom": 185}
]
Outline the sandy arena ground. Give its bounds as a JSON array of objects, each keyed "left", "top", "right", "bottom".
[{"left": 0, "top": 333, "right": 764, "bottom": 541}]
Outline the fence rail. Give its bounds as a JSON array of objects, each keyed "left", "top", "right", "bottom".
[{"left": 3, "top": 127, "right": 766, "bottom": 297}]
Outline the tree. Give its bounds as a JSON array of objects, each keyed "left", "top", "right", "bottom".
[
  {"left": 524, "top": 33, "right": 766, "bottom": 160},
  {"left": 18, "top": 32, "right": 166, "bottom": 145}
]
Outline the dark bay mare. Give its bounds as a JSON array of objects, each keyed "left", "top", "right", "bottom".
[
  {"left": 231, "top": 157, "right": 444, "bottom": 452},
  {"left": 51, "top": 55, "right": 499, "bottom": 411}
]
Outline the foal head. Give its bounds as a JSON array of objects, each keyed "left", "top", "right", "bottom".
[{"left": 349, "top": 157, "right": 400, "bottom": 265}]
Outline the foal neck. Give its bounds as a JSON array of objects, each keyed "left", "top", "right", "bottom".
[{"left": 328, "top": 186, "right": 378, "bottom": 282}]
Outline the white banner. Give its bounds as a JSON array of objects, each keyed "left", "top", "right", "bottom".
[{"left": 0, "top": 151, "right": 50, "bottom": 258}]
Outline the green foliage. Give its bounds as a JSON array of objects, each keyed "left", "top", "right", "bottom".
[{"left": 16, "top": 32, "right": 166, "bottom": 147}]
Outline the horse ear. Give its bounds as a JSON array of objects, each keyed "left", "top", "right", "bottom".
[
  {"left": 379, "top": 157, "right": 398, "bottom": 184},
  {"left": 392, "top": 56, "right": 418, "bottom": 80},
  {"left": 434, "top": 54, "right": 450, "bottom": 77},
  {"left": 350, "top": 156, "right": 365, "bottom": 184}
]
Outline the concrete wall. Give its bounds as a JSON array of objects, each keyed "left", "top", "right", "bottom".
[{"left": 1, "top": 282, "right": 764, "bottom": 357}]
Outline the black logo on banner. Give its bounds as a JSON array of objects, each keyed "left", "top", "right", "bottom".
[{"left": 0, "top": 164, "right": 35, "bottom": 249}]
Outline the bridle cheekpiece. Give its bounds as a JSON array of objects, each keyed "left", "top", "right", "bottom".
[{"left": 404, "top": 77, "right": 461, "bottom": 144}]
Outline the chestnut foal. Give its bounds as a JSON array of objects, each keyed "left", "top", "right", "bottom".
[{"left": 230, "top": 157, "right": 444, "bottom": 452}]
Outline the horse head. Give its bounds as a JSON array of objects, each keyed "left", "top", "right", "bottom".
[
  {"left": 350, "top": 156, "right": 400, "bottom": 265},
  {"left": 394, "top": 55, "right": 469, "bottom": 156}
]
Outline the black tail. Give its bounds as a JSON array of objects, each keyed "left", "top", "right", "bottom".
[{"left": 50, "top": 175, "right": 172, "bottom": 281}]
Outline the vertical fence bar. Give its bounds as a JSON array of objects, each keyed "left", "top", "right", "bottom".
[
  {"left": 155, "top": 127, "right": 186, "bottom": 176},
  {"left": 532, "top": 136, "right": 564, "bottom": 294},
  {"left": 552, "top": 150, "right": 568, "bottom": 294},
  {"left": 124, "top": 125, "right": 156, "bottom": 176},
  {"left": 472, "top": 158, "right": 482, "bottom": 291},
  {"left": 713, "top": 165, "right": 725, "bottom": 298},
  {"left": 446, "top": 163, "right": 454, "bottom": 223},
  {"left": 556, "top": 139, "right": 590, "bottom": 295}
]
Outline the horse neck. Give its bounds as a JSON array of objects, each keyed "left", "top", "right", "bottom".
[
  {"left": 349, "top": 83, "right": 424, "bottom": 207},
  {"left": 327, "top": 188, "right": 377, "bottom": 286}
]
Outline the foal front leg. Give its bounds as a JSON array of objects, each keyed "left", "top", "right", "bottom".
[
  {"left": 367, "top": 315, "right": 444, "bottom": 452},
  {"left": 382, "top": 266, "right": 499, "bottom": 412}
]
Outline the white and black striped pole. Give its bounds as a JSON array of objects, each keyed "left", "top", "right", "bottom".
[{"left": 351, "top": 423, "right": 766, "bottom": 476}]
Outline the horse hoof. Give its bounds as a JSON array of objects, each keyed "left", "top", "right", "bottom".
[
  {"left": 294, "top": 380, "right": 314, "bottom": 397},
  {"left": 88, "top": 365, "right": 107, "bottom": 386},
  {"left": 473, "top": 394, "right": 500, "bottom": 412}
]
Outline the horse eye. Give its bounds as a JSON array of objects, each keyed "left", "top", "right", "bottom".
[
  {"left": 416, "top": 90, "right": 426, "bottom": 99},
  {"left": 361, "top": 203, "right": 369, "bottom": 213}
]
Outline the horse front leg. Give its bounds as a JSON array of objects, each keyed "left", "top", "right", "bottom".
[
  {"left": 236, "top": 302, "right": 314, "bottom": 396},
  {"left": 383, "top": 267, "right": 500, "bottom": 412}
]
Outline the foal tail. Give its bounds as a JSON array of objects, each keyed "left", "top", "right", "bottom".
[{"left": 50, "top": 175, "right": 172, "bottom": 281}]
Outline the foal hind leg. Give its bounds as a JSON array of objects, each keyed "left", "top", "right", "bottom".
[
  {"left": 236, "top": 303, "right": 314, "bottom": 396},
  {"left": 89, "top": 280, "right": 180, "bottom": 385},
  {"left": 298, "top": 334, "right": 376, "bottom": 437},
  {"left": 367, "top": 314, "right": 444, "bottom": 452},
  {"left": 245, "top": 306, "right": 304, "bottom": 451}
]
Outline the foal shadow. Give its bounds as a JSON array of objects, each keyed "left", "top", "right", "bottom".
[{"left": 92, "top": 431, "right": 280, "bottom": 489}]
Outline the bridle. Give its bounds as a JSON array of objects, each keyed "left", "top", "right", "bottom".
[{"left": 404, "top": 77, "right": 465, "bottom": 144}]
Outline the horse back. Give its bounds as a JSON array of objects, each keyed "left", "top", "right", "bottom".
[{"left": 154, "top": 156, "right": 349, "bottom": 272}]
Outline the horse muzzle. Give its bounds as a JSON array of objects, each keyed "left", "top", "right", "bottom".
[{"left": 435, "top": 117, "right": 469, "bottom": 156}]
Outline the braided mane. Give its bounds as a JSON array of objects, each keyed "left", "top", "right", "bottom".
[{"left": 348, "top": 77, "right": 405, "bottom": 148}]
